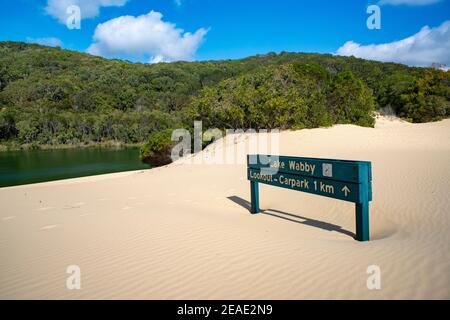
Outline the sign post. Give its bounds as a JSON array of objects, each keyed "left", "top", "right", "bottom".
[
  {"left": 250, "top": 181, "right": 260, "bottom": 214},
  {"left": 247, "top": 155, "right": 372, "bottom": 241}
]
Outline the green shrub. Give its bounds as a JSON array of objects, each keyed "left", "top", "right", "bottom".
[{"left": 140, "top": 129, "right": 174, "bottom": 166}]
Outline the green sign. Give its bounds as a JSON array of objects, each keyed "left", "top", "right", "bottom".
[
  {"left": 247, "top": 155, "right": 372, "bottom": 241},
  {"left": 247, "top": 169, "right": 362, "bottom": 202}
]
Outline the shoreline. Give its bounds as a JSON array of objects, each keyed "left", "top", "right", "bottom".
[
  {"left": 0, "top": 141, "right": 144, "bottom": 152},
  {"left": 0, "top": 168, "right": 152, "bottom": 190}
]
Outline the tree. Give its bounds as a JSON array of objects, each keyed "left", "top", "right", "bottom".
[
  {"left": 327, "top": 71, "right": 376, "bottom": 127},
  {"left": 0, "top": 108, "right": 17, "bottom": 140}
]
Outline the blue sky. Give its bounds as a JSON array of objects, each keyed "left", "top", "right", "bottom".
[{"left": 0, "top": 0, "right": 449, "bottom": 66}]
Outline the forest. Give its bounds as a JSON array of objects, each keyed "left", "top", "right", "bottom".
[{"left": 0, "top": 41, "right": 449, "bottom": 163}]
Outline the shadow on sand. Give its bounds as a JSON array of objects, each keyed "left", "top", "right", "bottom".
[{"left": 227, "top": 195, "right": 355, "bottom": 239}]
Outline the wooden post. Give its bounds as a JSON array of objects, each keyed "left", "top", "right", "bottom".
[
  {"left": 355, "top": 201, "right": 370, "bottom": 241},
  {"left": 250, "top": 181, "right": 260, "bottom": 214}
]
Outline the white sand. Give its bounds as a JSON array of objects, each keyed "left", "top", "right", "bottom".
[{"left": 1, "top": 116, "right": 449, "bottom": 299}]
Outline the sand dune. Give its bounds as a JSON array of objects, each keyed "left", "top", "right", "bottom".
[{"left": 1, "top": 116, "right": 449, "bottom": 299}]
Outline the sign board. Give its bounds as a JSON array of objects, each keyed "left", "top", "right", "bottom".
[{"left": 247, "top": 155, "right": 372, "bottom": 241}]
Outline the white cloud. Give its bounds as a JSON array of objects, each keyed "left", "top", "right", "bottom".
[
  {"left": 336, "top": 20, "right": 450, "bottom": 67},
  {"left": 26, "top": 37, "right": 63, "bottom": 47},
  {"left": 45, "top": 0, "right": 128, "bottom": 23},
  {"left": 378, "top": 0, "right": 442, "bottom": 5},
  {"left": 86, "top": 11, "right": 208, "bottom": 63}
]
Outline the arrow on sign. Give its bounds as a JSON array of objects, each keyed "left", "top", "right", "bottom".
[{"left": 342, "top": 186, "right": 350, "bottom": 197}]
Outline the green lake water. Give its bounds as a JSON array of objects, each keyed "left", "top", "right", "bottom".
[{"left": 0, "top": 147, "right": 150, "bottom": 188}]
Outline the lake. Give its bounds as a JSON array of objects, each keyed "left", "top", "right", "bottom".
[{"left": 0, "top": 147, "right": 150, "bottom": 188}]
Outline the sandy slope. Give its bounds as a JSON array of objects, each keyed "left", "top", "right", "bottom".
[{"left": 0, "top": 116, "right": 449, "bottom": 299}]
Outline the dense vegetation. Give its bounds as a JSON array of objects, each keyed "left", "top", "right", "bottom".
[{"left": 0, "top": 41, "right": 449, "bottom": 163}]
